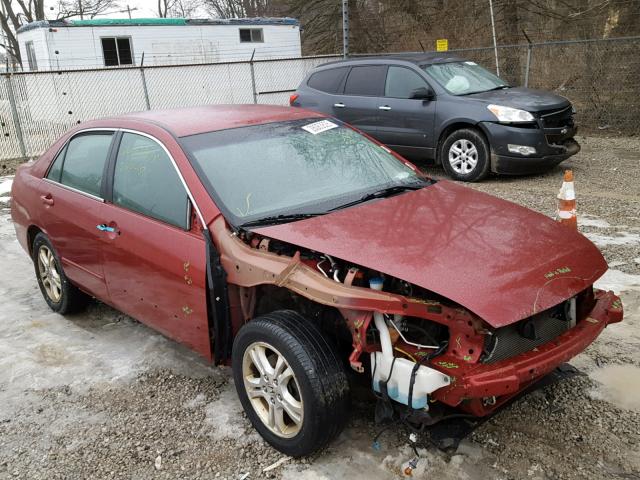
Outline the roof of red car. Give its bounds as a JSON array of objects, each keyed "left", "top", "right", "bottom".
[{"left": 119, "top": 104, "right": 326, "bottom": 137}]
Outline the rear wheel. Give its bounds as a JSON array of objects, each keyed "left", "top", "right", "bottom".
[
  {"left": 232, "top": 310, "right": 350, "bottom": 457},
  {"left": 32, "top": 232, "right": 89, "bottom": 314},
  {"left": 441, "top": 128, "right": 490, "bottom": 182}
]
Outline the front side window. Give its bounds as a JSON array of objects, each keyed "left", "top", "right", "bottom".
[
  {"left": 101, "top": 37, "right": 133, "bottom": 66},
  {"left": 112, "top": 133, "right": 189, "bottom": 229},
  {"left": 25, "top": 41, "right": 38, "bottom": 71},
  {"left": 239, "top": 28, "right": 263, "bottom": 43},
  {"left": 343, "top": 65, "right": 387, "bottom": 96},
  {"left": 424, "top": 61, "right": 508, "bottom": 95},
  {"left": 182, "top": 119, "right": 430, "bottom": 226},
  {"left": 58, "top": 133, "right": 113, "bottom": 198},
  {"left": 385, "top": 66, "right": 428, "bottom": 99}
]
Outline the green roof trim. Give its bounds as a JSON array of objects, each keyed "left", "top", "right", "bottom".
[{"left": 71, "top": 18, "right": 187, "bottom": 26}]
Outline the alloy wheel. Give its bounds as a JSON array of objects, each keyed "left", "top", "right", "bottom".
[
  {"left": 242, "top": 341, "right": 303, "bottom": 438},
  {"left": 448, "top": 139, "right": 478, "bottom": 174},
  {"left": 37, "top": 245, "right": 62, "bottom": 303}
]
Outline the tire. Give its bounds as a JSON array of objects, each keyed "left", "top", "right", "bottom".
[
  {"left": 232, "top": 310, "right": 350, "bottom": 457},
  {"left": 441, "top": 128, "right": 491, "bottom": 182},
  {"left": 32, "top": 232, "right": 89, "bottom": 314}
]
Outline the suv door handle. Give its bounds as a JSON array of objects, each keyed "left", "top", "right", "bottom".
[
  {"left": 40, "top": 194, "right": 54, "bottom": 206},
  {"left": 96, "top": 224, "right": 116, "bottom": 233},
  {"left": 378, "top": 105, "right": 392, "bottom": 111},
  {"left": 333, "top": 103, "right": 345, "bottom": 108}
]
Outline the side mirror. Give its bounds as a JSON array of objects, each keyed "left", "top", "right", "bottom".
[{"left": 410, "top": 86, "right": 434, "bottom": 100}]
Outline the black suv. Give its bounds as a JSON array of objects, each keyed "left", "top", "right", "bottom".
[{"left": 290, "top": 54, "right": 579, "bottom": 181}]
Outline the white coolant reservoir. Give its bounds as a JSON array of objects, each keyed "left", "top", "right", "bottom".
[
  {"left": 368, "top": 277, "right": 450, "bottom": 409},
  {"left": 370, "top": 352, "right": 451, "bottom": 409}
]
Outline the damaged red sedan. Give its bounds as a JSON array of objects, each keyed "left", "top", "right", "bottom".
[{"left": 11, "top": 105, "right": 623, "bottom": 456}]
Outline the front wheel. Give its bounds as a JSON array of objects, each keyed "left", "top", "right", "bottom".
[
  {"left": 232, "top": 310, "right": 350, "bottom": 457},
  {"left": 441, "top": 128, "right": 491, "bottom": 182}
]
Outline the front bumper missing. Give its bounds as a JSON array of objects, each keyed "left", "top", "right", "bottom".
[{"left": 430, "top": 289, "right": 623, "bottom": 415}]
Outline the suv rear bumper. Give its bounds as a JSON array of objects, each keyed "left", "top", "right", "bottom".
[
  {"left": 480, "top": 121, "right": 580, "bottom": 175},
  {"left": 431, "top": 289, "right": 623, "bottom": 415}
]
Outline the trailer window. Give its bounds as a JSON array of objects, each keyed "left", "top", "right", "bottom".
[
  {"left": 101, "top": 37, "right": 133, "bottom": 66},
  {"left": 25, "top": 41, "right": 38, "bottom": 71},
  {"left": 239, "top": 28, "right": 264, "bottom": 43}
]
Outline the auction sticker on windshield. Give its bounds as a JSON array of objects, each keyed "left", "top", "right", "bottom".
[{"left": 301, "top": 120, "right": 339, "bottom": 135}]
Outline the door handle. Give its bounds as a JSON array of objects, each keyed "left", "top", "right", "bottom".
[
  {"left": 96, "top": 224, "right": 116, "bottom": 233},
  {"left": 378, "top": 105, "right": 392, "bottom": 111},
  {"left": 333, "top": 103, "right": 345, "bottom": 108},
  {"left": 40, "top": 194, "right": 54, "bottom": 206}
]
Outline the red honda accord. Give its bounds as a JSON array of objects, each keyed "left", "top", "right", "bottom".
[{"left": 11, "top": 105, "right": 623, "bottom": 456}]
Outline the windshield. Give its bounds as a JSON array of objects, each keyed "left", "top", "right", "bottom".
[
  {"left": 181, "top": 118, "right": 430, "bottom": 226},
  {"left": 424, "top": 61, "right": 508, "bottom": 95}
]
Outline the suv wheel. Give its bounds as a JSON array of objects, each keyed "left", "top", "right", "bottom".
[
  {"left": 232, "top": 310, "right": 350, "bottom": 457},
  {"left": 32, "top": 232, "right": 89, "bottom": 314},
  {"left": 441, "top": 128, "right": 490, "bottom": 182}
]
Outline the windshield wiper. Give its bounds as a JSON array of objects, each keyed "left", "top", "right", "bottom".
[
  {"left": 486, "top": 85, "right": 511, "bottom": 91},
  {"left": 240, "top": 212, "right": 322, "bottom": 228},
  {"left": 329, "top": 184, "right": 424, "bottom": 212}
]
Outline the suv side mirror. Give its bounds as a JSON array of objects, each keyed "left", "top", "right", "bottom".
[{"left": 410, "top": 86, "right": 434, "bottom": 100}]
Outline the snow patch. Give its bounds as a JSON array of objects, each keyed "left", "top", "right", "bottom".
[
  {"left": 579, "top": 215, "right": 611, "bottom": 229},
  {"left": 595, "top": 269, "right": 640, "bottom": 293},
  {"left": 584, "top": 231, "right": 640, "bottom": 247},
  {"left": 0, "top": 176, "right": 12, "bottom": 197},
  {"left": 204, "top": 380, "right": 260, "bottom": 444}
]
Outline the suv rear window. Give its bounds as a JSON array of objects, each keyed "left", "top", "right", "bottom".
[
  {"left": 307, "top": 67, "right": 348, "bottom": 93},
  {"left": 343, "top": 65, "right": 386, "bottom": 96}
]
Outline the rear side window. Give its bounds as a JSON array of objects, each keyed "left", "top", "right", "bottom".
[
  {"left": 112, "top": 132, "right": 189, "bottom": 229},
  {"left": 58, "top": 133, "right": 113, "bottom": 197},
  {"left": 307, "top": 67, "right": 349, "bottom": 94},
  {"left": 385, "top": 66, "right": 428, "bottom": 98},
  {"left": 46, "top": 146, "right": 66, "bottom": 183},
  {"left": 343, "top": 65, "right": 387, "bottom": 96}
]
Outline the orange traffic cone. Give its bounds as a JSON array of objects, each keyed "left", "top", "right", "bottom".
[{"left": 557, "top": 170, "right": 577, "bottom": 229}]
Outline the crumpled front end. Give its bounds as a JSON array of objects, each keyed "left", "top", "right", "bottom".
[{"left": 430, "top": 288, "right": 623, "bottom": 415}]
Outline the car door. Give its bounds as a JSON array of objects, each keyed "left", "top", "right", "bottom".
[
  {"left": 99, "top": 130, "right": 210, "bottom": 358},
  {"left": 331, "top": 64, "right": 387, "bottom": 136},
  {"left": 376, "top": 65, "right": 437, "bottom": 159},
  {"left": 39, "top": 130, "right": 114, "bottom": 300}
]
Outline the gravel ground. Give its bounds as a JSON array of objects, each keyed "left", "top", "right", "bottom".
[{"left": 0, "top": 135, "right": 639, "bottom": 480}]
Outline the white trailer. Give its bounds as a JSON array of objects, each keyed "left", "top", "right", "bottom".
[{"left": 16, "top": 17, "right": 301, "bottom": 71}]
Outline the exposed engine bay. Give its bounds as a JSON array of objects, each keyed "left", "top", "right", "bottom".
[{"left": 225, "top": 227, "right": 603, "bottom": 418}]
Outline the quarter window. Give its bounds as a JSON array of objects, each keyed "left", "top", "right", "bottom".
[
  {"left": 343, "top": 65, "right": 387, "bottom": 96},
  {"left": 239, "top": 28, "right": 263, "bottom": 43},
  {"left": 385, "top": 66, "right": 428, "bottom": 99},
  {"left": 112, "top": 133, "right": 189, "bottom": 229},
  {"left": 57, "top": 133, "right": 113, "bottom": 198},
  {"left": 101, "top": 37, "right": 133, "bottom": 66},
  {"left": 307, "top": 67, "right": 349, "bottom": 94}
]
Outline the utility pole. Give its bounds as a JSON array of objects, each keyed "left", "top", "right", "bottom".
[
  {"left": 127, "top": 4, "right": 132, "bottom": 18},
  {"left": 489, "top": 0, "right": 499, "bottom": 76},
  {"left": 78, "top": 0, "right": 84, "bottom": 19},
  {"left": 342, "top": 0, "right": 349, "bottom": 58}
]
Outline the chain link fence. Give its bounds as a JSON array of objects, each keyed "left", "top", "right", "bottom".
[{"left": 0, "top": 36, "right": 638, "bottom": 164}]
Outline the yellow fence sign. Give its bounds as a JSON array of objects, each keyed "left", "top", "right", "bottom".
[{"left": 436, "top": 39, "right": 448, "bottom": 52}]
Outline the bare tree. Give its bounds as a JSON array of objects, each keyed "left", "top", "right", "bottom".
[
  {"left": 0, "top": 0, "right": 119, "bottom": 66},
  {"left": 203, "top": 0, "right": 283, "bottom": 18},
  {"left": 0, "top": 0, "right": 46, "bottom": 66},
  {"left": 158, "top": 0, "right": 202, "bottom": 17}
]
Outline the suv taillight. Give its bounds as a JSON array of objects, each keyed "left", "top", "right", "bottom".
[{"left": 289, "top": 94, "right": 299, "bottom": 106}]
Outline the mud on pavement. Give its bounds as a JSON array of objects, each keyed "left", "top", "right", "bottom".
[{"left": 1, "top": 135, "right": 639, "bottom": 479}]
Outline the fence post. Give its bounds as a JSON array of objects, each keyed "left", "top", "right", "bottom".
[
  {"left": 249, "top": 49, "right": 257, "bottom": 104},
  {"left": 5, "top": 74, "right": 27, "bottom": 160},
  {"left": 523, "top": 30, "right": 533, "bottom": 88},
  {"left": 140, "top": 52, "right": 151, "bottom": 110}
]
